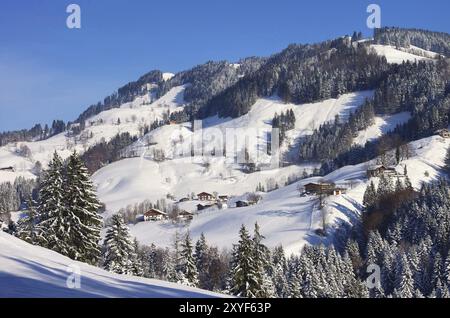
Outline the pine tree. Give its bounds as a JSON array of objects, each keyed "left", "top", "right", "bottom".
[
  {"left": 194, "top": 232, "right": 209, "bottom": 288},
  {"left": 102, "top": 214, "right": 136, "bottom": 275},
  {"left": 395, "top": 178, "right": 404, "bottom": 192},
  {"left": 180, "top": 232, "right": 199, "bottom": 287},
  {"left": 162, "top": 247, "right": 177, "bottom": 282},
  {"left": 377, "top": 174, "right": 394, "bottom": 198},
  {"left": 131, "top": 238, "right": 144, "bottom": 276},
  {"left": 444, "top": 254, "right": 450, "bottom": 287},
  {"left": 271, "top": 245, "right": 289, "bottom": 298},
  {"left": 194, "top": 232, "right": 208, "bottom": 270},
  {"left": 363, "top": 181, "right": 377, "bottom": 208},
  {"left": 37, "top": 151, "right": 65, "bottom": 248},
  {"left": 172, "top": 230, "right": 184, "bottom": 282},
  {"left": 252, "top": 223, "right": 275, "bottom": 297},
  {"left": 64, "top": 151, "right": 102, "bottom": 264},
  {"left": 146, "top": 243, "right": 158, "bottom": 278},
  {"left": 16, "top": 198, "right": 40, "bottom": 244},
  {"left": 404, "top": 166, "right": 413, "bottom": 190},
  {"left": 229, "top": 225, "right": 260, "bottom": 298},
  {"left": 434, "top": 278, "right": 450, "bottom": 298},
  {"left": 431, "top": 252, "right": 443, "bottom": 287},
  {"left": 394, "top": 254, "right": 415, "bottom": 298},
  {"left": 299, "top": 256, "right": 319, "bottom": 298}
]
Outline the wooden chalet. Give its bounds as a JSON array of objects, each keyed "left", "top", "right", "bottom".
[
  {"left": 178, "top": 210, "right": 194, "bottom": 220},
  {"left": 197, "top": 203, "right": 217, "bottom": 211},
  {"left": 235, "top": 200, "right": 257, "bottom": 208},
  {"left": 143, "top": 208, "right": 167, "bottom": 221},
  {"left": 332, "top": 188, "right": 346, "bottom": 196},
  {"left": 303, "top": 182, "right": 335, "bottom": 194},
  {"left": 197, "top": 192, "right": 214, "bottom": 201},
  {"left": 218, "top": 195, "right": 229, "bottom": 202},
  {"left": 303, "top": 182, "right": 348, "bottom": 196},
  {"left": 366, "top": 165, "right": 397, "bottom": 178}
]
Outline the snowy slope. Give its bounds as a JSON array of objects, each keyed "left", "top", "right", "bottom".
[
  {"left": 370, "top": 44, "right": 439, "bottom": 64},
  {"left": 0, "top": 85, "right": 187, "bottom": 184},
  {"left": 0, "top": 231, "right": 224, "bottom": 298},
  {"left": 93, "top": 156, "right": 316, "bottom": 215},
  {"left": 126, "top": 134, "right": 450, "bottom": 255},
  {"left": 130, "top": 91, "right": 373, "bottom": 160},
  {"left": 92, "top": 91, "right": 372, "bottom": 214},
  {"left": 353, "top": 112, "right": 411, "bottom": 146}
]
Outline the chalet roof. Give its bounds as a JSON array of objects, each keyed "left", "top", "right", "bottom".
[
  {"left": 197, "top": 192, "right": 213, "bottom": 196},
  {"left": 144, "top": 208, "right": 167, "bottom": 216},
  {"left": 179, "top": 210, "right": 194, "bottom": 216},
  {"left": 304, "top": 182, "right": 334, "bottom": 187},
  {"left": 368, "top": 165, "right": 396, "bottom": 170}
]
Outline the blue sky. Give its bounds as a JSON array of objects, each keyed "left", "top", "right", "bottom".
[{"left": 1, "top": 0, "right": 449, "bottom": 131}]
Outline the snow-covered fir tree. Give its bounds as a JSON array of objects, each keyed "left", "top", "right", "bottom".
[
  {"left": 16, "top": 198, "right": 40, "bottom": 245},
  {"left": 194, "top": 232, "right": 210, "bottom": 289},
  {"left": 64, "top": 151, "right": 103, "bottom": 264},
  {"left": 394, "top": 253, "right": 415, "bottom": 298},
  {"left": 229, "top": 224, "right": 260, "bottom": 298},
  {"left": 102, "top": 214, "right": 136, "bottom": 275},
  {"left": 131, "top": 238, "right": 145, "bottom": 277},
  {"left": 252, "top": 223, "right": 276, "bottom": 297},
  {"left": 35, "top": 151, "right": 102, "bottom": 265},
  {"left": 37, "top": 151, "right": 65, "bottom": 249},
  {"left": 363, "top": 180, "right": 377, "bottom": 208},
  {"left": 179, "top": 232, "right": 199, "bottom": 287}
]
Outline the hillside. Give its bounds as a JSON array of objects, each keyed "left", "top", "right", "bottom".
[
  {"left": 0, "top": 85, "right": 187, "bottom": 183},
  {"left": 0, "top": 231, "right": 224, "bottom": 298},
  {"left": 125, "top": 134, "right": 450, "bottom": 255},
  {"left": 92, "top": 91, "right": 373, "bottom": 214}
]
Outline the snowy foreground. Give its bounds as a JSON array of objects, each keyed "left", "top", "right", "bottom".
[{"left": 0, "top": 232, "right": 224, "bottom": 298}]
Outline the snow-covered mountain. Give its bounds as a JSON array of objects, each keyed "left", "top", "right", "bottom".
[{"left": 1, "top": 27, "right": 449, "bottom": 298}]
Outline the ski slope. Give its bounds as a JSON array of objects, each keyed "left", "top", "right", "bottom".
[
  {"left": 370, "top": 44, "right": 439, "bottom": 64},
  {"left": 353, "top": 112, "right": 411, "bottom": 146},
  {"left": 130, "top": 91, "right": 373, "bottom": 160},
  {"left": 126, "top": 134, "right": 450, "bottom": 255},
  {"left": 0, "top": 231, "right": 224, "bottom": 298}
]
